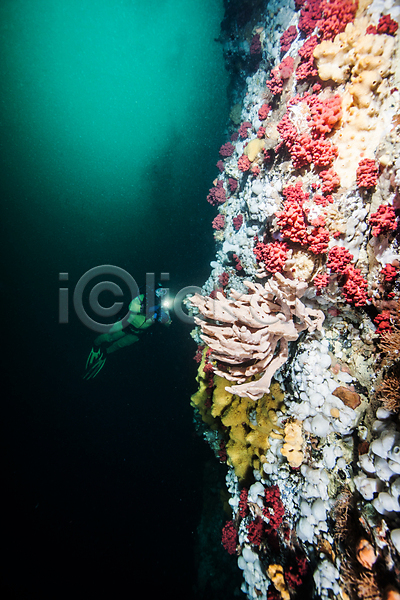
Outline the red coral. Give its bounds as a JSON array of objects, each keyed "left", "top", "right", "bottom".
[
  {"left": 279, "top": 56, "right": 295, "bottom": 78},
  {"left": 285, "top": 555, "right": 309, "bottom": 589},
  {"left": 228, "top": 178, "right": 238, "bottom": 193},
  {"left": 313, "top": 193, "right": 333, "bottom": 206},
  {"left": 219, "top": 142, "right": 235, "bottom": 157},
  {"left": 319, "top": 168, "right": 340, "bottom": 193},
  {"left": 263, "top": 149, "right": 272, "bottom": 162},
  {"left": 216, "top": 160, "right": 224, "bottom": 173},
  {"left": 253, "top": 240, "right": 289, "bottom": 273},
  {"left": 376, "top": 14, "right": 399, "bottom": 35},
  {"left": 381, "top": 263, "right": 399, "bottom": 283},
  {"left": 218, "top": 439, "right": 227, "bottom": 462},
  {"left": 212, "top": 214, "right": 225, "bottom": 230},
  {"left": 289, "top": 134, "right": 314, "bottom": 169},
  {"left": 203, "top": 362, "right": 214, "bottom": 379},
  {"left": 267, "top": 589, "right": 281, "bottom": 600},
  {"left": 307, "top": 94, "right": 342, "bottom": 137},
  {"left": 263, "top": 485, "right": 285, "bottom": 530},
  {"left": 232, "top": 253, "right": 243, "bottom": 271},
  {"left": 276, "top": 113, "right": 298, "bottom": 152},
  {"left": 250, "top": 33, "right": 262, "bottom": 55},
  {"left": 356, "top": 158, "right": 379, "bottom": 189},
  {"left": 238, "top": 155, "right": 252, "bottom": 172},
  {"left": 266, "top": 57, "right": 294, "bottom": 95},
  {"left": 239, "top": 488, "right": 249, "bottom": 518},
  {"left": 342, "top": 265, "right": 368, "bottom": 306},
  {"left": 251, "top": 164, "right": 261, "bottom": 176},
  {"left": 207, "top": 180, "right": 226, "bottom": 206},
  {"left": 310, "top": 214, "right": 326, "bottom": 227},
  {"left": 311, "top": 138, "right": 338, "bottom": 167},
  {"left": 296, "top": 35, "right": 319, "bottom": 81},
  {"left": 233, "top": 213, "right": 244, "bottom": 231},
  {"left": 276, "top": 202, "right": 308, "bottom": 245},
  {"left": 374, "top": 310, "right": 392, "bottom": 333},
  {"left": 193, "top": 344, "right": 205, "bottom": 363},
  {"left": 218, "top": 272, "right": 230, "bottom": 287},
  {"left": 313, "top": 272, "right": 330, "bottom": 289},
  {"left": 298, "top": 35, "right": 319, "bottom": 60},
  {"left": 318, "top": 0, "right": 358, "bottom": 41},
  {"left": 222, "top": 521, "right": 238, "bottom": 555},
  {"left": 298, "top": 0, "right": 322, "bottom": 36},
  {"left": 258, "top": 104, "right": 271, "bottom": 121},
  {"left": 266, "top": 67, "right": 284, "bottom": 95},
  {"left": 296, "top": 58, "right": 318, "bottom": 81},
  {"left": 282, "top": 181, "right": 309, "bottom": 204},
  {"left": 257, "top": 126, "right": 266, "bottom": 138},
  {"left": 277, "top": 101, "right": 340, "bottom": 169},
  {"left": 327, "top": 245, "right": 353, "bottom": 273},
  {"left": 308, "top": 226, "right": 330, "bottom": 254},
  {"left": 247, "top": 517, "right": 264, "bottom": 546},
  {"left": 238, "top": 121, "right": 252, "bottom": 139},
  {"left": 280, "top": 25, "right": 298, "bottom": 53},
  {"left": 368, "top": 204, "right": 397, "bottom": 236}
]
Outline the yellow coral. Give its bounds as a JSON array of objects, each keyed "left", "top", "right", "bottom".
[
  {"left": 211, "top": 375, "right": 235, "bottom": 418},
  {"left": 280, "top": 420, "right": 304, "bottom": 468},
  {"left": 313, "top": 16, "right": 397, "bottom": 187},
  {"left": 221, "top": 381, "right": 285, "bottom": 481},
  {"left": 244, "top": 138, "right": 265, "bottom": 162},
  {"left": 191, "top": 356, "right": 286, "bottom": 482},
  {"left": 267, "top": 564, "right": 290, "bottom": 600},
  {"left": 190, "top": 350, "right": 217, "bottom": 429}
]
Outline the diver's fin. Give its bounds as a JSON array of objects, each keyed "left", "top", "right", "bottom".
[{"left": 83, "top": 347, "right": 107, "bottom": 380}]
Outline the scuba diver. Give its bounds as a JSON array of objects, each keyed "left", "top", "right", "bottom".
[{"left": 83, "top": 287, "right": 172, "bottom": 380}]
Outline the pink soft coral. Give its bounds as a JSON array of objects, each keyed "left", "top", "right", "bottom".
[
  {"left": 342, "top": 265, "right": 368, "bottom": 306},
  {"left": 308, "top": 226, "right": 330, "bottom": 254},
  {"left": 307, "top": 94, "right": 342, "bottom": 137},
  {"left": 212, "top": 214, "right": 225, "bottom": 230},
  {"left": 356, "top": 158, "right": 379, "bottom": 189},
  {"left": 238, "top": 155, "right": 252, "bottom": 172},
  {"left": 253, "top": 240, "right": 289, "bottom": 273},
  {"left": 219, "top": 142, "right": 235, "bottom": 157},
  {"left": 207, "top": 181, "right": 226, "bottom": 206},
  {"left": 238, "top": 121, "right": 252, "bottom": 139},
  {"left": 266, "top": 57, "right": 295, "bottom": 95},
  {"left": 222, "top": 521, "right": 238, "bottom": 555},
  {"left": 313, "top": 272, "right": 330, "bottom": 290},
  {"left": 377, "top": 14, "right": 398, "bottom": 35},
  {"left": 263, "top": 485, "right": 285, "bottom": 530},
  {"left": 258, "top": 104, "right": 271, "bottom": 121},
  {"left": 368, "top": 204, "right": 397, "bottom": 236},
  {"left": 319, "top": 168, "right": 340, "bottom": 193},
  {"left": 318, "top": 0, "right": 358, "bottom": 40},
  {"left": 311, "top": 138, "right": 338, "bottom": 167},
  {"left": 326, "top": 246, "right": 353, "bottom": 273}
]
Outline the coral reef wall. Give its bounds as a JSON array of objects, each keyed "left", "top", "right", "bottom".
[{"left": 190, "top": 0, "right": 400, "bottom": 598}]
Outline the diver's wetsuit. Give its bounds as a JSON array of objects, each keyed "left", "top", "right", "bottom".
[{"left": 83, "top": 292, "right": 170, "bottom": 379}]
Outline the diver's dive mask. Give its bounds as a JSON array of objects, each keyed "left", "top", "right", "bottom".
[{"left": 155, "top": 287, "right": 171, "bottom": 324}]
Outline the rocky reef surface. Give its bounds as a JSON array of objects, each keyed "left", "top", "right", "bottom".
[{"left": 190, "top": 0, "right": 400, "bottom": 598}]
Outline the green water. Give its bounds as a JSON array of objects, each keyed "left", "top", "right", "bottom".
[
  {"left": 1, "top": 0, "right": 228, "bottom": 280},
  {"left": 1, "top": 1, "right": 230, "bottom": 596}
]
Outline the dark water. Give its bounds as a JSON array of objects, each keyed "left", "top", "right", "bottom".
[{"left": 1, "top": 1, "right": 230, "bottom": 597}]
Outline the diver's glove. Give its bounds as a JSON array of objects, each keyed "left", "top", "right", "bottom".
[{"left": 83, "top": 346, "right": 107, "bottom": 380}]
